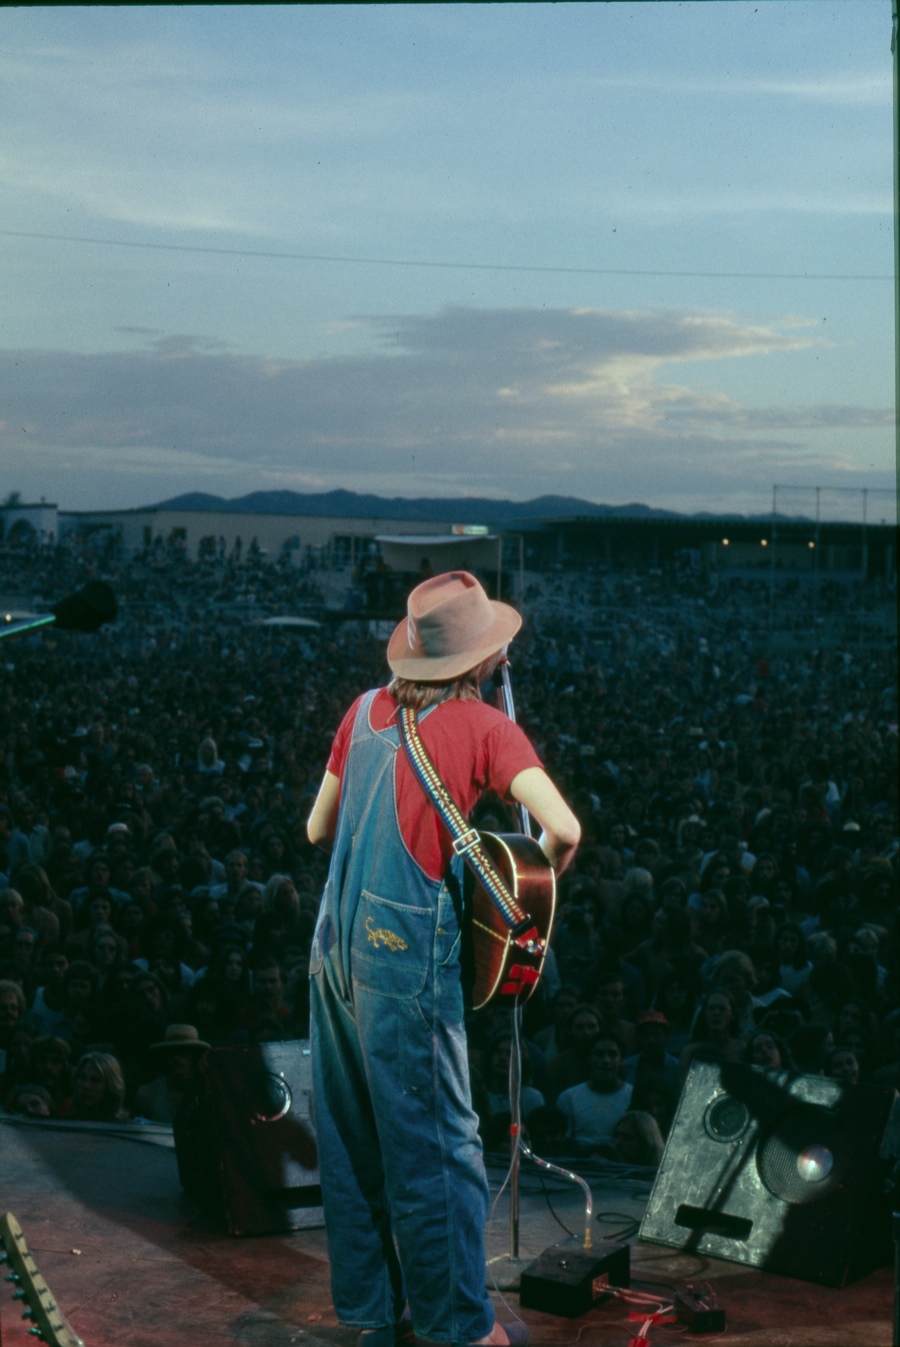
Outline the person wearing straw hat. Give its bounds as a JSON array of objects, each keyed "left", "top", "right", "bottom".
[
  {"left": 132, "top": 1023, "right": 210, "bottom": 1124},
  {"left": 307, "top": 571, "right": 580, "bottom": 1347}
]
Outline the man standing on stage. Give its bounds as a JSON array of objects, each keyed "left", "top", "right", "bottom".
[{"left": 307, "top": 571, "right": 580, "bottom": 1347}]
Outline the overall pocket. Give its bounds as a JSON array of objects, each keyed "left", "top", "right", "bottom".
[
  {"left": 307, "top": 889, "right": 331, "bottom": 977},
  {"left": 351, "top": 889, "right": 434, "bottom": 999},
  {"left": 434, "top": 887, "right": 462, "bottom": 968}
]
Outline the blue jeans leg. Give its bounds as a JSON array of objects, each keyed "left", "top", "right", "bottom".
[
  {"left": 311, "top": 955, "right": 494, "bottom": 1344},
  {"left": 310, "top": 968, "right": 406, "bottom": 1332},
  {"left": 360, "top": 982, "right": 494, "bottom": 1344}
]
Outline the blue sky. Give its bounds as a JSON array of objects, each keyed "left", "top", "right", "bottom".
[{"left": 1, "top": 2, "right": 895, "bottom": 519}]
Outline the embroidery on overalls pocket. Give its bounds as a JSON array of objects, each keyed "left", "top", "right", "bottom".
[{"left": 365, "top": 916, "right": 409, "bottom": 952}]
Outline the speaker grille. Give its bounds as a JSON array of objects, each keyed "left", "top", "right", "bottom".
[{"left": 757, "top": 1107, "right": 848, "bottom": 1205}]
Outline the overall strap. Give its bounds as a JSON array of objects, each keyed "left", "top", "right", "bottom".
[{"left": 397, "top": 705, "right": 537, "bottom": 942}]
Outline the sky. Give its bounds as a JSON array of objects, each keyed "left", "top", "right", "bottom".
[{"left": 0, "top": 2, "right": 896, "bottom": 521}]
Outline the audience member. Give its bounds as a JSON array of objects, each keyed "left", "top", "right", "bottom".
[
  {"left": 132, "top": 1024, "right": 210, "bottom": 1123},
  {"left": 680, "top": 988, "right": 745, "bottom": 1078},
  {"left": 557, "top": 1035, "right": 633, "bottom": 1152},
  {"left": 68, "top": 1051, "right": 130, "bottom": 1121},
  {"left": 623, "top": 1010, "right": 680, "bottom": 1093},
  {"left": 610, "top": 1110, "right": 666, "bottom": 1167}
]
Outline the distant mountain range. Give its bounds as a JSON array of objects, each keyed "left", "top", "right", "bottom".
[{"left": 148, "top": 488, "right": 783, "bottom": 523}]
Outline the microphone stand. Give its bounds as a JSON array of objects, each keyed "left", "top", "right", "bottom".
[
  {"left": 488, "top": 658, "right": 533, "bottom": 1287},
  {"left": 497, "top": 661, "right": 531, "bottom": 838},
  {"left": 488, "top": 660, "right": 595, "bottom": 1291}
]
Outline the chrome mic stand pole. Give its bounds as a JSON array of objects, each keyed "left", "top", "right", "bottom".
[
  {"left": 498, "top": 660, "right": 531, "bottom": 838},
  {"left": 489, "top": 658, "right": 532, "bottom": 1286},
  {"left": 490, "top": 658, "right": 596, "bottom": 1292},
  {"left": 509, "top": 1006, "right": 522, "bottom": 1264}
]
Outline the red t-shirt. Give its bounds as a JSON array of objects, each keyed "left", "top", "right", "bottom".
[{"left": 326, "top": 687, "right": 543, "bottom": 881}]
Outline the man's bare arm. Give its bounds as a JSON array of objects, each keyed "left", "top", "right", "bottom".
[
  {"left": 307, "top": 770, "right": 341, "bottom": 851},
  {"left": 509, "top": 766, "right": 581, "bottom": 875}
]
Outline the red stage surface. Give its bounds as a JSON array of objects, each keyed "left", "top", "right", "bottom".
[{"left": 0, "top": 1116, "right": 893, "bottom": 1346}]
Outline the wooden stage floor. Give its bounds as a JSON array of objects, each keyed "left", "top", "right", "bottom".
[{"left": 0, "top": 1116, "right": 894, "bottom": 1347}]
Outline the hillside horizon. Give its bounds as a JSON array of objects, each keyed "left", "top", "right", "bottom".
[{"left": 144, "top": 488, "right": 787, "bottom": 524}]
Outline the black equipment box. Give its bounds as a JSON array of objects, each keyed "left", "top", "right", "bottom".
[{"left": 519, "top": 1239, "right": 630, "bottom": 1318}]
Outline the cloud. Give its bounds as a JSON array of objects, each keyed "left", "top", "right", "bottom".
[
  {"left": 0, "top": 23, "right": 468, "bottom": 238},
  {"left": 575, "top": 71, "right": 890, "bottom": 110},
  {"left": 0, "top": 306, "right": 891, "bottom": 512}
]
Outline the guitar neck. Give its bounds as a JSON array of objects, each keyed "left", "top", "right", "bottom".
[{"left": 1, "top": 1212, "right": 84, "bottom": 1347}]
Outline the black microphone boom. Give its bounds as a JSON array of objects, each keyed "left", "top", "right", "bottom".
[
  {"left": 50, "top": 581, "right": 117, "bottom": 633},
  {"left": 0, "top": 582, "right": 117, "bottom": 641}
]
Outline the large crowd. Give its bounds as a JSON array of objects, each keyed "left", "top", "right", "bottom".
[{"left": 0, "top": 534, "right": 897, "bottom": 1172}]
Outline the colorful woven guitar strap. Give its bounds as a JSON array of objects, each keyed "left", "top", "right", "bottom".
[{"left": 398, "top": 705, "right": 539, "bottom": 945}]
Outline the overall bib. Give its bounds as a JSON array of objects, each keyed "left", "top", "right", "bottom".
[{"left": 309, "top": 691, "right": 494, "bottom": 1344}]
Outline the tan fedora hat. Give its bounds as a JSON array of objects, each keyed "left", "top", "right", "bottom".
[
  {"left": 387, "top": 571, "right": 522, "bottom": 681},
  {"left": 150, "top": 1024, "right": 211, "bottom": 1051}
]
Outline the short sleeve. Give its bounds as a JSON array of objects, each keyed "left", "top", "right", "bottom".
[
  {"left": 325, "top": 693, "right": 366, "bottom": 780},
  {"left": 482, "top": 715, "right": 543, "bottom": 800}
]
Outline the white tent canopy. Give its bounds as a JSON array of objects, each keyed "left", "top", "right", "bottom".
[
  {"left": 255, "top": 615, "right": 322, "bottom": 629},
  {"left": 375, "top": 533, "right": 500, "bottom": 573}
]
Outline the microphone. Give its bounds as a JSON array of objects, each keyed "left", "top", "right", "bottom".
[
  {"left": 491, "top": 652, "right": 511, "bottom": 687},
  {"left": 0, "top": 581, "right": 117, "bottom": 641}
]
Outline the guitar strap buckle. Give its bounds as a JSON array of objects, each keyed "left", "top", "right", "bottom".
[{"left": 452, "top": 828, "right": 480, "bottom": 857}]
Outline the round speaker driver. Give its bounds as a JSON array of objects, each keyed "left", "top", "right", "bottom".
[
  {"left": 250, "top": 1071, "right": 293, "bottom": 1123},
  {"left": 705, "top": 1094, "right": 750, "bottom": 1142}
]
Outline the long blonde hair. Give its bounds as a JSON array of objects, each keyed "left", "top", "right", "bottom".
[
  {"left": 73, "top": 1050, "right": 129, "bottom": 1121},
  {"left": 389, "top": 652, "right": 503, "bottom": 712}
]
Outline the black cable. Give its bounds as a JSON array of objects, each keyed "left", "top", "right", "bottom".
[
  {"left": 631, "top": 1276, "right": 682, "bottom": 1297},
  {"left": 595, "top": 1211, "right": 641, "bottom": 1241}
]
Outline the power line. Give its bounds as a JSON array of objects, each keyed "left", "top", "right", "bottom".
[
  {"left": 774, "top": 483, "right": 895, "bottom": 494},
  {"left": 0, "top": 228, "right": 891, "bottom": 284}
]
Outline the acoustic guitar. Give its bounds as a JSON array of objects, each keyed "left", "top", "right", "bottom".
[{"left": 468, "top": 831, "right": 556, "bottom": 1010}]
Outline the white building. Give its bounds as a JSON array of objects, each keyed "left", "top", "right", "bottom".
[
  {"left": 0, "top": 500, "right": 58, "bottom": 547},
  {"left": 57, "top": 506, "right": 463, "bottom": 565}
]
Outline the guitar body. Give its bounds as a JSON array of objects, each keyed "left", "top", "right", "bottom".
[{"left": 467, "top": 831, "right": 556, "bottom": 1010}]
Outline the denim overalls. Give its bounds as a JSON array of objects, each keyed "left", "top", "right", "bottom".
[{"left": 309, "top": 690, "right": 494, "bottom": 1345}]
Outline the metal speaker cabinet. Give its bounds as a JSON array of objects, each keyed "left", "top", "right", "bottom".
[
  {"left": 639, "top": 1059, "right": 900, "bottom": 1286},
  {"left": 174, "top": 1039, "right": 322, "bottom": 1236}
]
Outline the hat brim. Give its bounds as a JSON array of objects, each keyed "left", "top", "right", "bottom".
[
  {"left": 151, "top": 1039, "right": 211, "bottom": 1051},
  {"left": 387, "top": 601, "right": 522, "bottom": 681}
]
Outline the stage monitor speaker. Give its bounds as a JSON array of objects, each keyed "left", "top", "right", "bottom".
[
  {"left": 639, "top": 1059, "right": 900, "bottom": 1286},
  {"left": 174, "top": 1039, "right": 322, "bottom": 1236}
]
